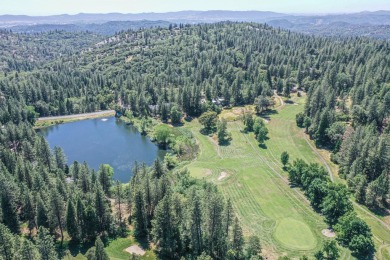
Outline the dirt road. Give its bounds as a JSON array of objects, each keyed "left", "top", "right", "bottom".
[{"left": 37, "top": 110, "right": 116, "bottom": 121}]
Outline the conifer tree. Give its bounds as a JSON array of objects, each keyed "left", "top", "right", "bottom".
[
  {"left": 133, "top": 190, "right": 147, "bottom": 238},
  {"left": 231, "top": 217, "right": 244, "bottom": 259},
  {"left": 84, "top": 205, "right": 98, "bottom": 240},
  {"left": 114, "top": 181, "right": 126, "bottom": 234},
  {"left": 76, "top": 196, "right": 86, "bottom": 239},
  {"left": 22, "top": 190, "right": 36, "bottom": 234},
  {"left": 188, "top": 191, "right": 203, "bottom": 256},
  {"left": 223, "top": 198, "right": 234, "bottom": 237},
  {"left": 49, "top": 188, "right": 65, "bottom": 245},
  {"left": 36, "top": 194, "right": 49, "bottom": 228},
  {"left": 95, "top": 186, "right": 112, "bottom": 234},
  {"left": 66, "top": 200, "right": 80, "bottom": 241},
  {"left": 217, "top": 118, "right": 229, "bottom": 144},
  {"left": 53, "top": 146, "right": 67, "bottom": 171},
  {"left": 35, "top": 227, "right": 58, "bottom": 260},
  {"left": 205, "top": 192, "right": 224, "bottom": 258},
  {"left": 94, "top": 237, "right": 110, "bottom": 260},
  {"left": 281, "top": 151, "right": 289, "bottom": 168},
  {"left": 245, "top": 235, "right": 262, "bottom": 259},
  {"left": 153, "top": 159, "right": 165, "bottom": 179},
  {"left": 152, "top": 194, "right": 179, "bottom": 258},
  {"left": 98, "top": 164, "right": 113, "bottom": 196},
  {"left": 1, "top": 191, "right": 20, "bottom": 234},
  {"left": 0, "top": 223, "right": 15, "bottom": 260},
  {"left": 18, "top": 239, "right": 41, "bottom": 260}
]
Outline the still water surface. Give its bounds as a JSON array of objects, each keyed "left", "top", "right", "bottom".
[{"left": 38, "top": 117, "right": 167, "bottom": 182}]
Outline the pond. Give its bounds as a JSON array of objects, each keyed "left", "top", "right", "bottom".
[{"left": 37, "top": 117, "right": 167, "bottom": 182}]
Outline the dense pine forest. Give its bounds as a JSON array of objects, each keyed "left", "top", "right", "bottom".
[{"left": 0, "top": 22, "right": 389, "bottom": 259}]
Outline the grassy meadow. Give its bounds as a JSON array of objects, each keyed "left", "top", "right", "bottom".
[
  {"left": 184, "top": 94, "right": 328, "bottom": 258},
  {"left": 182, "top": 93, "right": 386, "bottom": 259}
]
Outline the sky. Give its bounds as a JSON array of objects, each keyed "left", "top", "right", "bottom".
[{"left": 1, "top": 0, "right": 390, "bottom": 16}]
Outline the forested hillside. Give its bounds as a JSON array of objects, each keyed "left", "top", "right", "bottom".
[
  {"left": 0, "top": 22, "right": 389, "bottom": 259},
  {"left": 0, "top": 23, "right": 268, "bottom": 260},
  {"left": 0, "top": 30, "right": 103, "bottom": 72},
  {"left": 2, "top": 20, "right": 389, "bottom": 217}
]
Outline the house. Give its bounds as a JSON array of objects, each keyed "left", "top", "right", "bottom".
[{"left": 212, "top": 97, "right": 226, "bottom": 106}]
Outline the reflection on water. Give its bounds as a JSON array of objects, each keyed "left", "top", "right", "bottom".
[{"left": 37, "top": 117, "right": 167, "bottom": 182}]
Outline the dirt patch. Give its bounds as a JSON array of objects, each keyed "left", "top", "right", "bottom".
[
  {"left": 322, "top": 229, "right": 336, "bottom": 238},
  {"left": 232, "top": 107, "right": 244, "bottom": 115},
  {"left": 218, "top": 171, "right": 228, "bottom": 181},
  {"left": 204, "top": 169, "right": 212, "bottom": 176},
  {"left": 125, "top": 245, "right": 146, "bottom": 256}
]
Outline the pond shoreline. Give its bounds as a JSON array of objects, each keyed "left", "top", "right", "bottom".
[
  {"left": 34, "top": 110, "right": 116, "bottom": 129},
  {"left": 38, "top": 116, "right": 167, "bottom": 182}
]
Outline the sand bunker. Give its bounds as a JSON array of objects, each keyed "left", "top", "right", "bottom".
[
  {"left": 218, "top": 172, "right": 228, "bottom": 181},
  {"left": 322, "top": 229, "right": 336, "bottom": 238},
  {"left": 125, "top": 245, "right": 146, "bottom": 256}
]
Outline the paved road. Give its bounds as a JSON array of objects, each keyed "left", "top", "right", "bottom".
[{"left": 37, "top": 110, "right": 116, "bottom": 121}]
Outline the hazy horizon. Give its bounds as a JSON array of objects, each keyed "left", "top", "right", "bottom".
[
  {"left": 2, "top": 9, "right": 390, "bottom": 17},
  {"left": 2, "top": 0, "right": 390, "bottom": 16}
]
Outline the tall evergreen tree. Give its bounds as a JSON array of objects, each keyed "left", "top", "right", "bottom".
[
  {"left": 114, "top": 181, "right": 126, "bottom": 234},
  {"left": 133, "top": 189, "right": 147, "bottom": 238},
  {"left": 21, "top": 191, "right": 36, "bottom": 235},
  {"left": 98, "top": 164, "right": 113, "bottom": 196},
  {"left": 94, "top": 237, "right": 110, "bottom": 260},
  {"left": 35, "top": 227, "right": 58, "bottom": 260},
  {"left": 36, "top": 194, "right": 49, "bottom": 228},
  {"left": 0, "top": 223, "right": 15, "bottom": 260},
  {"left": 49, "top": 188, "right": 65, "bottom": 245},
  {"left": 152, "top": 194, "right": 179, "bottom": 259},
  {"left": 0, "top": 191, "right": 20, "bottom": 234},
  {"left": 94, "top": 186, "right": 112, "bottom": 234},
  {"left": 18, "top": 239, "right": 41, "bottom": 260},
  {"left": 66, "top": 200, "right": 80, "bottom": 241},
  {"left": 188, "top": 191, "right": 203, "bottom": 256},
  {"left": 230, "top": 217, "right": 244, "bottom": 259}
]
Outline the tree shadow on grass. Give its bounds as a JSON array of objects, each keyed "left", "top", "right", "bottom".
[
  {"left": 218, "top": 139, "right": 231, "bottom": 146},
  {"left": 366, "top": 205, "right": 390, "bottom": 218},
  {"left": 261, "top": 109, "right": 279, "bottom": 116},
  {"left": 200, "top": 128, "right": 215, "bottom": 136},
  {"left": 260, "top": 115, "right": 271, "bottom": 122},
  {"left": 135, "top": 236, "right": 151, "bottom": 250},
  {"left": 171, "top": 122, "right": 184, "bottom": 127},
  {"left": 257, "top": 109, "right": 278, "bottom": 122},
  {"left": 184, "top": 116, "right": 193, "bottom": 122},
  {"left": 64, "top": 240, "right": 94, "bottom": 258},
  {"left": 258, "top": 143, "right": 267, "bottom": 149}
]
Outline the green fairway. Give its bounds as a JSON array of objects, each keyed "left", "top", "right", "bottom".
[
  {"left": 184, "top": 94, "right": 328, "bottom": 258},
  {"left": 183, "top": 93, "right": 390, "bottom": 259}
]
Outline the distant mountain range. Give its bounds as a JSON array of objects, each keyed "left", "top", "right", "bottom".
[
  {"left": 5, "top": 20, "right": 171, "bottom": 35},
  {"left": 1, "top": 10, "right": 390, "bottom": 38},
  {"left": 0, "top": 11, "right": 287, "bottom": 25}
]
